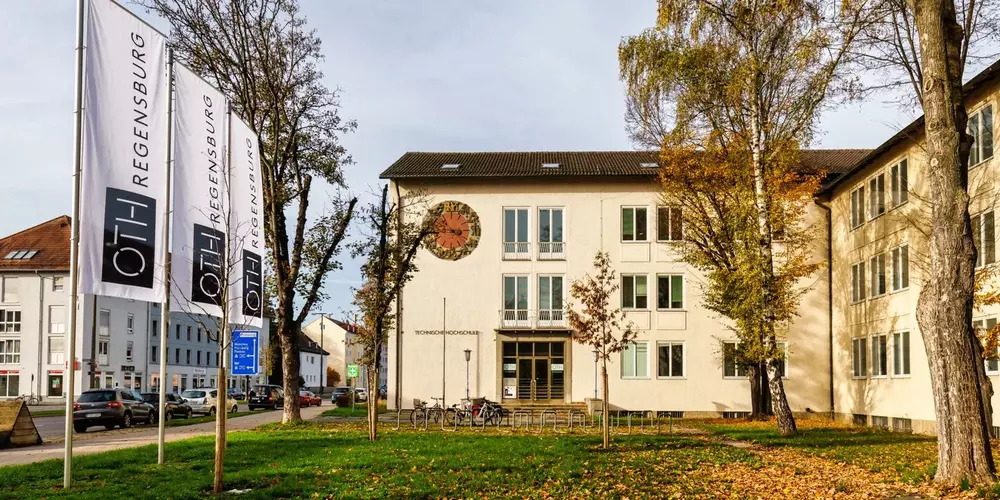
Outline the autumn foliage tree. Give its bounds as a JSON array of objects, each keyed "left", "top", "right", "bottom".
[{"left": 566, "top": 251, "right": 639, "bottom": 449}]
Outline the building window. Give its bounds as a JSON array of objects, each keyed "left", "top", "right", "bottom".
[
  {"left": 98, "top": 340, "right": 109, "bottom": 365},
  {"left": 503, "top": 208, "right": 530, "bottom": 258},
  {"left": 187, "top": 326, "right": 192, "bottom": 341},
  {"left": 621, "top": 342, "right": 649, "bottom": 378},
  {"left": 1, "top": 277, "right": 18, "bottom": 303},
  {"left": 151, "top": 346, "right": 157, "bottom": 363},
  {"left": 502, "top": 275, "right": 529, "bottom": 326},
  {"left": 621, "top": 275, "right": 648, "bottom": 309},
  {"left": 176, "top": 324, "right": 181, "bottom": 340},
  {"left": 656, "top": 274, "right": 684, "bottom": 309},
  {"left": 890, "top": 159, "right": 908, "bottom": 207},
  {"left": 197, "top": 351, "right": 202, "bottom": 365},
  {"left": 973, "top": 210, "right": 996, "bottom": 268},
  {"left": 215, "top": 352, "right": 219, "bottom": 366},
  {"left": 175, "top": 348, "right": 181, "bottom": 364},
  {"left": 893, "top": 331, "right": 911, "bottom": 376},
  {"left": 774, "top": 341, "right": 789, "bottom": 379},
  {"left": 657, "top": 342, "right": 684, "bottom": 378},
  {"left": 871, "top": 334, "right": 888, "bottom": 377},
  {"left": 127, "top": 313, "right": 134, "bottom": 335},
  {"left": 537, "top": 275, "right": 564, "bottom": 325},
  {"left": 0, "top": 339, "right": 20, "bottom": 364},
  {"left": 868, "top": 172, "right": 885, "bottom": 219},
  {"left": 48, "top": 336, "right": 65, "bottom": 365},
  {"left": 48, "top": 374, "right": 63, "bottom": 397},
  {"left": 0, "top": 374, "right": 19, "bottom": 397},
  {"left": 852, "top": 337, "right": 867, "bottom": 378},
  {"left": 126, "top": 341, "right": 134, "bottom": 362},
  {"left": 969, "top": 103, "right": 994, "bottom": 166},
  {"left": 52, "top": 276, "right": 65, "bottom": 292},
  {"left": 621, "top": 206, "right": 648, "bottom": 241},
  {"left": 656, "top": 206, "right": 683, "bottom": 241},
  {"left": 48, "top": 305, "right": 65, "bottom": 334},
  {"left": 722, "top": 342, "right": 745, "bottom": 378},
  {"left": 198, "top": 327, "right": 202, "bottom": 343},
  {"left": 99, "top": 309, "right": 110, "bottom": 336},
  {"left": 850, "top": 184, "right": 865, "bottom": 229},
  {"left": 538, "top": 208, "right": 564, "bottom": 258},
  {"left": 186, "top": 350, "right": 191, "bottom": 364},
  {"left": 851, "top": 261, "right": 867, "bottom": 303},
  {"left": 891, "top": 245, "right": 909, "bottom": 291},
  {"left": 870, "top": 254, "right": 886, "bottom": 297},
  {"left": 152, "top": 320, "right": 158, "bottom": 337},
  {"left": 975, "top": 318, "right": 999, "bottom": 374}
]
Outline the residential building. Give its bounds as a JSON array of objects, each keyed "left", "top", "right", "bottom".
[
  {"left": 297, "top": 335, "right": 329, "bottom": 392},
  {"left": 302, "top": 316, "right": 387, "bottom": 392}
]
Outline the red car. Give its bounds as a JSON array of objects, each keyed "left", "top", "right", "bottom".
[{"left": 298, "top": 391, "right": 322, "bottom": 407}]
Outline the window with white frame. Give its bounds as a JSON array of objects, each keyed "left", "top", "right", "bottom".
[
  {"left": 975, "top": 318, "right": 1000, "bottom": 373},
  {"left": 621, "top": 342, "right": 649, "bottom": 378},
  {"left": 775, "top": 341, "right": 789, "bottom": 379},
  {"left": 969, "top": 103, "right": 994, "bottom": 167},
  {"left": 98, "top": 340, "right": 109, "bottom": 365},
  {"left": 852, "top": 337, "right": 867, "bottom": 378},
  {"left": 656, "top": 274, "right": 684, "bottom": 309},
  {"left": 99, "top": 309, "right": 110, "bottom": 336},
  {"left": 1, "top": 277, "right": 18, "bottom": 303},
  {"left": 502, "top": 275, "right": 529, "bottom": 324},
  {"left": 0, "top": 339, "right": 20, "bottom": 364},
  {"left": 0, "top": 374, "right": 18, "bottom": 397},
  {"left": 48, "top": 305, "right": 65, "bottom": 334},
  {"left": 656, "top": 206, "right": 683, "bottom": 241},
  {"left": 621, "top": 275, "right": 648, "bottom": 309},
  {"left": 537, "top": 275, "right": 564, "bottom": 324},
  {"left": 503, "top": 208, "right": 529, "bottom": 256},
  {"left": 126, "top": 341, "right": 134, "bottom": 362},
  {"left": 657, "top": 342, "right": 684, "bottom": 378},
  {"left": 892, "top": 331, "right": 911, "bottom": 376},
  {"left": 868, "top": 173, "right": 886, "bottom": 219},
  {"left": 973, "top": 210, "right": 996, "bottom": 268},
  {"left": 851, "top": 261, "right": 866, "bottom": 302},
  {"left": 890, "top": 159, "right": 908, "bottom": 207},
  {"left": 52, "top": 276, "right": 64, "bottom": 292},
  {"left": 723, "top": 342, "right": 746, "bottom": 378},
  {"left": 538, "top": 208, "right": 564, "bottom": 257},
  {"left": 850, "top": 185, "right": 866, "bottom": 229},
  {"left": 891, "top": 245, "right": 909, "bottom": 291},
  {"left": 127, "top": 313, "right": 134, "bottom": 335},
  {"left": 48, "top": 336, "right": 64, "bottom": 365},
  {"left": 871, "top": 334, "right": 888, "bottom": 377},
  {"left": 0, "top": 309, "right": 20, "bottom": 333},
  {"left": 621, "top": 206, "right": 648, "bottom": 241},
  {"left": 870, "top": 254, "right": 886, "bottom": 297}
]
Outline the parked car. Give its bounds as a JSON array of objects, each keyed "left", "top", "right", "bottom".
[
  {"left": 181, "top": 388, "right": 239, "bottom": 416},
  {"left": 228, "top": 388, "right": 246, "bottom": 400},
  {"left": 298, "top": 390, "right": 322, "bottom": 407},
  {"left": 354, "top": 388, "right": 368, "bottom": 402},
  {"left": 141, "top": 392, "right": 193, "bottom": 420},
  {"left": 248, "top": 384, "right": 285, "bottom": 410},
  {"left": 73, "top": 388, "right": 155, "bottom": 433}
]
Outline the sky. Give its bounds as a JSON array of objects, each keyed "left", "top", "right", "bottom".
[{"left": 0, "top": 1, "right": 938, "bottom": 315}]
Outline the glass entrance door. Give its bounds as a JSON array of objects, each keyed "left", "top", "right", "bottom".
[{"left": 501, "top": 341, "right": 567, "bottom": 402}]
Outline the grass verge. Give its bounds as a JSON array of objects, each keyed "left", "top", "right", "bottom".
[
  {"left": 165, "top": 410, "right": 264, "bottom": 428},
  {"left": 320, "top": 403, "right": 387, "bottom": 418}
]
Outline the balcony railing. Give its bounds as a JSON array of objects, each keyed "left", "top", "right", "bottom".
[
  {"left": 499, "top": 309, "right": 567, "bottom": 329},
  {"left": 538, "top": 241, "right": 565, "bottom": 260},
  {"left": 502, "top": 241, "right": 531, "bottom": 260}
]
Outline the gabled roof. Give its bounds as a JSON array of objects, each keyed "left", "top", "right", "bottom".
[
  {"left": 298, "top": 334, "right": 330, "bottom": 356},
  {"left": 0, "top": 216, "right": 71, "bottom": 272},
  {"left": 379, "top": 149, "right": 871, "bottom": 181}
]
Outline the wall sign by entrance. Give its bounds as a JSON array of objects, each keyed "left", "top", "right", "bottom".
[
  {"left": 423, "top": 201, "right": 481, "bottom": 260},
  {"left": 503, "top": 386, "right": 516, "bottom": 398},
  {"left": 552, "top": 364, "right": 564, "bottom": 373}
]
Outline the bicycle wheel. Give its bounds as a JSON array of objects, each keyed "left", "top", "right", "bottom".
[
  {"left": 410, "top": 408, "right": 425, "bottom": 425},
  {"left": 444, "top": 408, "right": 458, "bottom": 425},
  {"left": 429, "top": 408, "right": 443, "bottom": 424}
]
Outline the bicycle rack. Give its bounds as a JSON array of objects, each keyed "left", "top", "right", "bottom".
[
  {"left": 512, "top": 409, "right": 532, "bottom": 431},
  {"left": 538, "top": 410, "right": 557, "bottom": 433},
  {"left": 394, "top": 408, "right": 405, "bottom": 431},
  {"left": 567, "top": 410, "right": 586, "bottom": 432}
]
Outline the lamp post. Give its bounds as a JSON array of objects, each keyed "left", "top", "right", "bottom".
[
  {"left": 464, "top": 349, "right": 472, "bottom": 400},
  {"left": 593, "top": 349, "right": 599, "bottom": 400}
]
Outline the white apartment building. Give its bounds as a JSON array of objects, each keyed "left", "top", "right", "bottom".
[{"left": 302, "top": 316, "right": 386, "bottom": 392}]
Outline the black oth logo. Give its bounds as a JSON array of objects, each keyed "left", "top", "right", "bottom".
[
  {"left": 102, "top": 187, "right": 157, "bottom": 288},
  {"left": 191, "top": 223, "right": 225, "bottom": 305},
  {"left": 242, "top": 250, "right": 262, "bottom": 318}
]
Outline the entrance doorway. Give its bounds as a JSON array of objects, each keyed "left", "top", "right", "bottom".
[{"left": 501, "top": 341, "right": 566, "bottom": 402}]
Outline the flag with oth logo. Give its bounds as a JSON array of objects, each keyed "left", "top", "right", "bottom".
[
  {"left": 170, "top": 64, "right": 228, "bottom": 317},
  {"left": 228, "top": 115, "right": 264, "bottom": 327},
  {"left": 80, "top": 0, "right": 168, "bottom": 302}
]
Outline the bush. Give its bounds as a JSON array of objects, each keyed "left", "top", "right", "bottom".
[{"left": 335, "top": 393, "right": 354, "bottom": 408}]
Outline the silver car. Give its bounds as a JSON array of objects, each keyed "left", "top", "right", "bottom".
[{"left": 181, "top": 388, "right": 239, "bottom": 416}]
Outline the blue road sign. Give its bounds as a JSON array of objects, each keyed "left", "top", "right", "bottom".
[{"left": 232, "top": 330, "right": 259, "bottom": 376}]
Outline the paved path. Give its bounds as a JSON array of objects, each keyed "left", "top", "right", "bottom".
[{"left": 1, "top": 405, "right": 327, "bottom": 467}]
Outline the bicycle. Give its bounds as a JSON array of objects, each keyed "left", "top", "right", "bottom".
[
  {"left": 410, "top": 397, "right": 446, "bottom": 425},
  {"left": 17, "top": 393, "right": 40, "bottom": 406},
  {"left": 444, "top": 398, "right": 473, "bottom": 426},
  {"left": 473, "top": 398, "right": 507, "bottom": 426}
]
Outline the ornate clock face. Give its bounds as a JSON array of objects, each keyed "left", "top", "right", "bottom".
[{"left": 424, "top": 200, "right": 481, "bottom": 260}]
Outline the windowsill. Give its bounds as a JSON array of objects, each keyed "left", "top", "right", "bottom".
[
  {"left": 852, "top": 375, "right": 867, "bottom": 380},
  {"left": 970, "top": 156, "right": 993, "bottom": 170},
  {"left": 868, "top": 211, "right": 886, "bottom": 222},
  {"left": 622, "top": 308, "right": 650, "bottom": 311},
  {"left": 656, "top": 240, "right": 682, "bottom": 244},
  {"left": 870, "top": 292, "right": 887, "bottom": 299},
  {"left": 871, "top": 375, "right": 889, "bottom": 380},
  {"left": 890, "top": 200, "right": 909, "bottom": 210},
  {"left": 890, "top": 287, "right": 910, "bottom": 295},
  {"left": 722, "top": 376, "right": 748, "bottom": 380},
  {"left": 891, "top": 374, "right": 912, "bottom": 379},
  {"left": 621, "top": 376, "right": 651, "bottom": 380},
  {"left": 656, "top": 376, "right": 686, "bottom": 380},
  {"left": 621, "top": 240, "right": 650, "bottom": 244},
  {"left": 655, "top": 308, "right": 687, "bottom": 312}
]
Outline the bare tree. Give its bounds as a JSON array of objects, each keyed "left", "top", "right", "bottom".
[
  {"left": 566, "top": 251, "right": 639, "bottom": 449},
  {"left": 140, "top": 0, "right": 358, "bottom": 423}
]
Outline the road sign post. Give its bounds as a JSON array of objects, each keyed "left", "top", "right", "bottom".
[{"left": 232, "top": 331, "right": 260, "bottom": 377}]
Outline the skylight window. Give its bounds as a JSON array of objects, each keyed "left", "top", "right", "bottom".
[
  {"left": 542, "top": 163, "right": 560, "bottom": 169},
  {"left": 640, "top": 162, "right": 659, "bottom": 168},
  {"left": 3, "top": 250, "right": 38, "bottom": 260},
  {"left": 441, "top": 163, "right": 461, "bottom": 170}
]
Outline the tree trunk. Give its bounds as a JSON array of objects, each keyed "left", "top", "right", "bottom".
[
  {"left": 279, "top": 324, "right": 302, "bottom": 423},
  {"left": 368, "top": 362, "right": 378, "bottom": 441},
  {"left": 913, "top": 0, "right": 996, "bottom": 485},
  {"left": 748, "top": 362, "right": 771, "bottom": 419},
  {"left": 601, "top": 360, "right": 610, "bottom": 449},
  {"left": 972, "top": 337, "right": 996, "bottom": 438},
  {"left": 766, "top": 358, "right": 796, "bottom": 436},
  {"left": 213, "top": 328, "right": 228, "bottom": 494}
]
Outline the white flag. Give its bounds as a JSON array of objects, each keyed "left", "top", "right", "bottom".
[
  {"left": 170, "top": 64, "right": 227, "bottom": 318},
  {"left": 80, "top": 0, "right": 168, "bottom": 302},
  {"left": 228, "top": 115, "right": 265, "bottom": 327}
]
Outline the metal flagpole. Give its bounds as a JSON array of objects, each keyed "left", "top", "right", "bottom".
[
  {"left": 157, "top": 47, "right": 175, "bottom": 466},
  {"left": 63, "top": 0, "right": 86, "bottom": 488}
]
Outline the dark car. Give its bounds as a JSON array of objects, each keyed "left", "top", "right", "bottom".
[
  {"left": 141, "top": 392, "right": 193, "bottom": 420},
  {"left": 331, "top": 386, "right": 352, "bottom": 403},
  {"left": 248, "top": 384, "right": 284, "bottom": 410},
  {"left": 228, "top": 388, "right": 246, "bottom": 400},
  {"left": 73, "top": 389, "right": 155, "bottom": 433}
]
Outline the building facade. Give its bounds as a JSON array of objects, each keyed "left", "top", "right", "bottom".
[{"left": 302, "top": 316, "right": 387, "bottom": 393}]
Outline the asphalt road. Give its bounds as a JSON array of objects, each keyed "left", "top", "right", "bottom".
[{"left": 31, "top": 404, "right": 252, "bottom": 442}]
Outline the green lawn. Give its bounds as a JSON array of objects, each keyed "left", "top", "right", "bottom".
[
  {"left": 164, "top": 410, "right": 264, "bottom": 428},
  {"left": 320, "top": 404, "right": 387, "bottom": 418},
  {"left": 28, "top": 409, "right": 64, "bottom": 418}
]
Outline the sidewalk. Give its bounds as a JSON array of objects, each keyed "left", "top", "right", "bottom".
[{"left": 0, "top": 405, "right": 327, "bottom": 467}]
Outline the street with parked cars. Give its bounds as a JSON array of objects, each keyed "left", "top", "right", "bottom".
[{"left": 72, "top": 388, "right": 156, "bottom": 433}]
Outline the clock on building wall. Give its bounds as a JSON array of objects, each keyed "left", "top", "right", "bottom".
[{"left": 423, "top": 200, "right": 481, "bottom": 260}]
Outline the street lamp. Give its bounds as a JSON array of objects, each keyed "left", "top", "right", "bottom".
[
  {"left": 593, "top": 349, "right": 599, "bottom": 400},
  {"left": 464, "top": 349, "right": 472, "bottom": 400}
]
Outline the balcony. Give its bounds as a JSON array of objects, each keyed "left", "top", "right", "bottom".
[
  {"left": 502, "top": 241, "right": 531, "bottom": 260},
  {"left": 499, "top": 309, "right": 567, "bottom": 329},
  {"left": 538, "top": 241, "right": 565, "bottom": 260}
]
